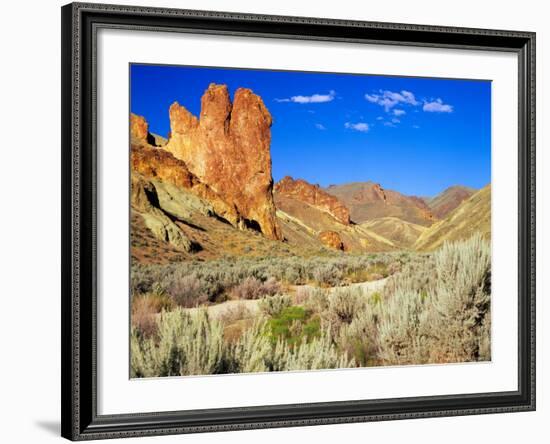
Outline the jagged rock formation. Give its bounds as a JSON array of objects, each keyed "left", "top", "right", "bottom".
[
  {"left": 131, "top": 144, "right": 240, "bottom": 227},
  {"left": 325, "top": 182, "right": 435, "bottom": 226},
  {"left": 164, "top": 83, "right": 281, "bottom": 240},
  {"left": 130, "top": 112, "right": 161, "bottom": 147},
  {"left": 414, "top": 184, "right": 491, "bottom": 251},
  {"left": 426, "top": 185, "right": 476, "bottom": 219},
  {"left": 274, "top": 176, "right": 350, "bottom": 225},
  {"left": 130, "top": 113, "right": 149, "bottom": 142},
  {"left": 318, "top": 231, "right": 344, "bottom": 250}
]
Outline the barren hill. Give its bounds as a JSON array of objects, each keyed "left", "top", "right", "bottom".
[
  {"left": 427, "top": 185, "right": 476, "bottom": 219},
  {"left": 361, "top": 217, "right": 427, "bottom": 249},
  {"left": 274, "top": 190, "right": 397, "bottom": 252},
  {"left": 414, "top": 184, "right": 491, "bottom": 251},
  {"left": 275, "top": 176, "right": 350, "bottom": 225},
  {"left": 325, "top": 182, "right": 436, "bottom": 226}
]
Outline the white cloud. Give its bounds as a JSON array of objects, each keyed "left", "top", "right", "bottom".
[
  {"left": 400, "top": 91, "right": 418, "bottom": 105},
  {"left": 391, "top": 118, "right": 400, "bottom": 124},
  {"left": 276, "top": 90, "right": 336, "bottom": 104},
  {"left": 423, "top": 98, "right": 453, "bottom": 113},
  {"left": 393, "top": 109, "right": 406, "bottom": 116},
  {"left": 365, "top": 89, "right": 419, "bottom": 112},
  {"left": 344, "top": 122, "right": 370, "bottom": 132},
  {"left": 412, "top": 124, "right": 420, "bottom": 129},
  {"left": 376, "top": 116, "right": 384, "bottom": 121},
  {"left": 315, "top": 123, "right": 326, "bottom": 130}
]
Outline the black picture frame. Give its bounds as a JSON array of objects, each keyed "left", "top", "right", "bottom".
[{"left": 61, "top": 2, "right": 536, "bottom": 440}]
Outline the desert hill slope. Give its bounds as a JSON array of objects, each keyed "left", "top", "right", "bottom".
[
  {"left": 325, "top": 182, "right": 435, "bottom": 226},
  {"left": 274, "top": 182, "right": 397, "bottom": 252},
  {"left": 275, "top": 176, "right": 350, "bottom": 225},
  {"left": 414, "top": 184, "right": 491, "bottom": 251},
  {"left": 427, "top": 185, "right": 476, "bottom": 219},
  {"left": 361, "top": 217, "right": 427, "bottom": 249}
]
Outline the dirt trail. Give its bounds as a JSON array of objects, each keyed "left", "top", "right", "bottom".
[
  {"left": 292, "top": 277, "right": 388, "bottom": 295},
  {"left": 186, "top": 277, "right": 388, "bottom": 320}
]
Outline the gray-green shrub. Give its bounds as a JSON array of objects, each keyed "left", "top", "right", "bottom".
[
  {"left": 131, "top": 308, "right": 225, "bottom": 377},
  {"left": 377, "top": 234, "right": 491, "bottom": 365},
  {"left": 131, "top": 309, "right": 356, "bottom": 377},
  {"left": 258, "top": 294, "right": 292, "bottom": 317},
  {"left": 130, "top": 235, "right": 491, "bottom": 375}
]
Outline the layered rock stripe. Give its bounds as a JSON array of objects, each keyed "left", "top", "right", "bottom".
[{"left": 274, "top": 176, "right": 351, "bottom": 225}]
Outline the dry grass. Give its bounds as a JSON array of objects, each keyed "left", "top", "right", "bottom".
[{"left": 131, "top": 293, "right": 173, "bottom": 338}]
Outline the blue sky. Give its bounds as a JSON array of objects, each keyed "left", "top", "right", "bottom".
[{"left": 130, "top": 64, "right": 491, "bottom": 197}]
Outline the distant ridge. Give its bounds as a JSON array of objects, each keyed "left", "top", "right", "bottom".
[
  {"left": 414, "top": 184, "right": 491, "bottom": 251},
  {"left": 325, "top": 182, "right": 435, "bottom": 226},
  {"left": 427, "top": 185, "right": 476, "bottom": 219}
]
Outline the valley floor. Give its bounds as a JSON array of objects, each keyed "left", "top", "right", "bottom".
[{"left": 130, "top": 235, "right": 492, "bottom": 378}]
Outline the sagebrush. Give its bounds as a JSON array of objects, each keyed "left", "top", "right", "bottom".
[{"left": 131, "top": 236, "right": 491, "bottom": 376}]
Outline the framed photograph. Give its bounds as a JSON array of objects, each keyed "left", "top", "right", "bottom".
[{"left": 61, "top": 2, "right": 535, "bottom": 440}]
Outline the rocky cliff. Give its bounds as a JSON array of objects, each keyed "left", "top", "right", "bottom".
[
  {"left": 131, "top": 144, "right": 240, "bottom": 227},
  {"left": 164, "top": 83, "right": 281, "bottom": 240},
  {"left": 131, "top": 173, "right": 195, "bottom": 252},
  {"left": 318, "top": 231, "right": 345, "bottom": 250},
  {"left": 130, "top": 113, "right": 149, "bottom": 142},
  {"left": 274, "top": 176, "right": 351, "bottom": 225}
]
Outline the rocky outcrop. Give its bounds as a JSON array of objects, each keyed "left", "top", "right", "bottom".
[
  {"left": 131, "top": 144, "right": 240, "bottom": 227},
  {"left": 130, "top": 113, "right": 166, "bottom": 147},
  {"left": 318, "top": 230, "right": 345, "bottom": 251},
  {"left": 131, "top": 174, "right": 194, "bottom": 251},
  {"left": 164, "top": 83, "right": 281, "bottom": 240},
  {"left": 130, "top": 113, "right": 149, "bottom": 142},
  {"left": 274, "top": 176, "right": 351, "bottom": 225}
]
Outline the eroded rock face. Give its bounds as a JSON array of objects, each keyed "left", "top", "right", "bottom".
[
  {"left": 130, "top": 113, "right": 150, "bottom": 142},
  {"left": 275, "top": 176, "right": 351, "bottom": 225},
  {"left": 318, "top": 230, "right": 345, "bottom": 251},
  {"left": 130, "top": 173, "right": 194, "bottom": 252},
  {"left": 131, "top": 144, "right": 240, "bottom": 227},
  {"left": 164, "top": 83, "right": 281, "bottom": 240}
]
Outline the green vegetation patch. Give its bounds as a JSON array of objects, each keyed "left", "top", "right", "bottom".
[{"left": 267, "top": 306, "right": 321, "bottom": 346}]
